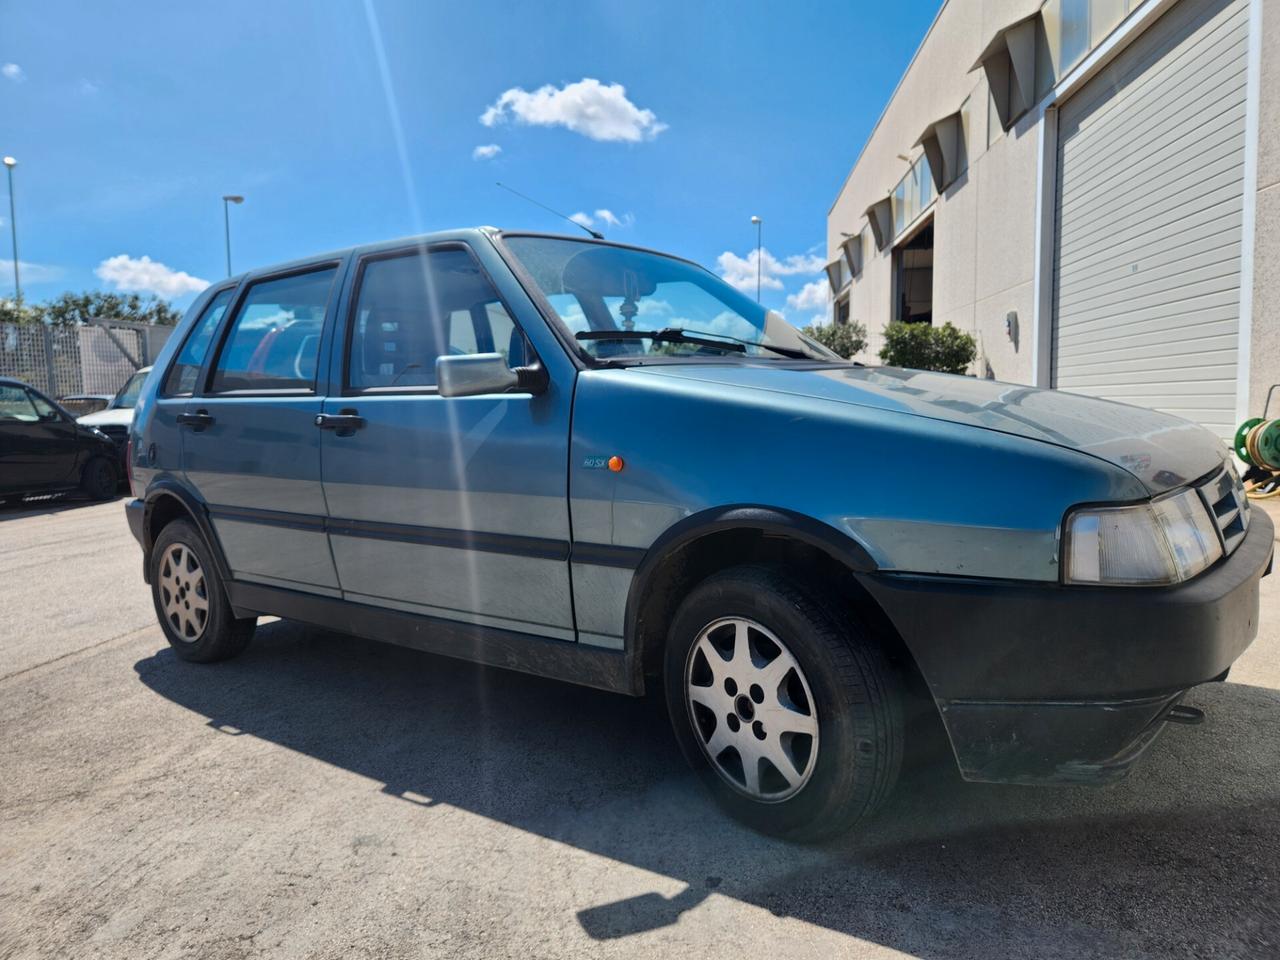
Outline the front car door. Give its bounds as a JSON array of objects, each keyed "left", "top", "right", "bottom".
[
  {"left": 181, "top": 263, "right": 344, "bottom": 596},
  {"left": 0, "top": 384, "right": 78, "bottom": 494},
  {"left": 318, "top": 240, "right": 576, "bottom": 640}
]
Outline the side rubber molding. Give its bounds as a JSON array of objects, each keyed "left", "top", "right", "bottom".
[{"left": 227, "top": 581, "right": 635, "bottom": 695}]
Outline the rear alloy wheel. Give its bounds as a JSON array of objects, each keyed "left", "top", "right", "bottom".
[
  {"left": 150, "top": 519, "right": 255, "bottom": 662},
  {"left": 79, "top": 456, "right": 116, "bottom": 500},
  {"left": 157, "top": 542, "right": 211, "bottom": 643},
  {"left": 665, "top": 564, "right": 905, "bottom": 841}
]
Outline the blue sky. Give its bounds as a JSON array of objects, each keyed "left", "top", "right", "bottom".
[{"left": 1, "top": 0, "right": 940, "bottom": 325}]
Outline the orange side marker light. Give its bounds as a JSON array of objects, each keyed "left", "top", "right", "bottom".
[{"left": 608, "top": 455, "right": 625, "bottom": 473}]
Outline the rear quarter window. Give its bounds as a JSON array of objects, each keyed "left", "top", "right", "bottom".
[{"left": 163, "top": 287, "right": 235, "bottom": 396}]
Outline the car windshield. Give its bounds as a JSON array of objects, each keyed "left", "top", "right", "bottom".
[
  {"left": 503, "top": 236, "right": 837, "bottom": 362},
  {"left": 111, "top": 370, "right": 148, "bottom": 409}
]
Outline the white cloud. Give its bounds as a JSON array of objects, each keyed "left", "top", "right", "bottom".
[
  {"left": 471, "top": 143, "right": 501, "bottom": 160},
  {"left": 567, "top": 208, "right": 634, "bottom": 230},
  {"left": 715, "top": 248, "right": 826, "bottom": 292},
  {"left": 0, "top": 259, "right": 63, "bottom": 283},
  {"left": 2, "top": 63, "right": 24, "bottom": 82},
  {"left": 480, "top": 78, "right": 667, "bottom": 143},
  {"left": 786, "top": 279, "right": 829, "bottom": 312},
  {"left": 95, "top": 255, "right": 210, "bottom": 298},
  {"left": 78, "top": 79, "right": 100, "bottom": 95}
]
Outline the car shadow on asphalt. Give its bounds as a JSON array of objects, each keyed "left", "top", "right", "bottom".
[{"left": 134, "top": 619, "right": 1280, "bottom": 959}]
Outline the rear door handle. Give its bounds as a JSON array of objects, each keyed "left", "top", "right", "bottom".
[
  {"left": 176, "top": 411, "right": 214, "bottom": 430},
  {"left": 314, "top": 411, "right": 365, "bottom": 434}
]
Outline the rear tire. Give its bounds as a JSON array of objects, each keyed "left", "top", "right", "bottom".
[
  {"left": 664, "top": 564, "right": 904, "bottom": 842},
  {"left": 79, "top": 456, "right": 116, "bottom": 500},
  {"left": 150, "top": 519, "right": 255, "bottom": 662}
]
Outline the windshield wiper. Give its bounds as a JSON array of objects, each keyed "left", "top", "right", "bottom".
[
  {"left": 576, "top": 328, "right": 746, "bottom": 354},
  {"left": 576, "top": 326, "right": 814, "bottom": 359}
]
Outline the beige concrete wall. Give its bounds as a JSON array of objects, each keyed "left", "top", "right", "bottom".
[
  {"left": 827, "top": 0, "right": 1042, "bottom": 380},
  {"left": 830, "top": 0, "right": 1276, "bottom": 411},
  {"left": 1248, "top": 0, "right": 1279, "bottom": 419}
]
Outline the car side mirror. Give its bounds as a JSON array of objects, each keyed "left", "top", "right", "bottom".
[{"left": 436, "top": 353, "right": 547, "bottom": 398}]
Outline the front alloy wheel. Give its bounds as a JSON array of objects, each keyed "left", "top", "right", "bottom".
[
  {"left": 685, "top": 617, "right": 819, "bottom": 802},
  {"left": 664, "top": 564, "right": 905, "bottom": 841}
]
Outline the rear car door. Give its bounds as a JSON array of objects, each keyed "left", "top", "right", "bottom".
[
  {"left": 151, "top": 286, "right": 238, "bottom": 490},
  {"left": 319, "top": 242, "right": 576, "bottom": 639},
  {"left": 181, "top": 263, "right": 344, "bottom": 596}
]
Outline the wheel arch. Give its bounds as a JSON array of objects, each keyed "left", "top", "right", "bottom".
[
  {"left": 141, "top": 479, "right": 233, "bottom": 585},
  {"left": 623, "top": 506, "right": 918, "bottom": 689}
]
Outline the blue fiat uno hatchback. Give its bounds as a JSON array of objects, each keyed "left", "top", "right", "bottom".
[{"left": 126, "top": 229, "right": 1272, "bottom": 839}]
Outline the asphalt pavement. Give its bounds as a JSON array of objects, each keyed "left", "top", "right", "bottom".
[{"left": 1, "top": 496, "right": 1278, "bottom": 959}]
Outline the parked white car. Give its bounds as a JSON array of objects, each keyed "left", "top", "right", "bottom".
[{"left": 77, "top": 366, "right": 152, "bottom": 470}]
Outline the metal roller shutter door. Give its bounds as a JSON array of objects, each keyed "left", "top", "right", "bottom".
[{"left": 1052, "top": 0, "right": 1249, "bottom": 437}]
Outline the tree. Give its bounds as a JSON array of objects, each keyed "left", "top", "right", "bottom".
[
  {"left": 801, "top": 320, "right": 867, "bottom": 359},
  {"left": 878, "top": 321, "right": 977, "bottom": 374},
  {"left": 0, "top": 297, "right": 44, "bottom": 326},
  {"left": 41, "top": 291, "right": 182, "bottom": 327}
]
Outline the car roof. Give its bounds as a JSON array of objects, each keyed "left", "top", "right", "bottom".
[{"left": 212, "top": 227, "right": 694, "bottom": 291}]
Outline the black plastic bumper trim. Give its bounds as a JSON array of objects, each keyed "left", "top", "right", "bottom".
[{"left": 859, "top": 508, "right": 1273, "bottom": 703}]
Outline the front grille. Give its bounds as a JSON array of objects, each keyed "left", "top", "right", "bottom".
[{"left": 1197, "top": 464, "right": 1250, "bottom": 557}]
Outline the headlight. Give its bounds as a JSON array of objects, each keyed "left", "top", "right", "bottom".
[{"left": 1063, "top": 488, "right": 1222, "bottom": 585}]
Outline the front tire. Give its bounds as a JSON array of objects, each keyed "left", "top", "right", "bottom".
[
  {"left": 664, "top": 565, "right": 904, "bottom": 841},
  {"left": 150, "top": 519, "right": 255, "bottom": 662},
  {"left": 79, "top": 456, "right": 116, "bottom": 500}
]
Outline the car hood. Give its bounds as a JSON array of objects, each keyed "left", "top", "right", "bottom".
[
  {"left": 77, "top": 408, "right": 134, "bottom": 428},
  {"left": 635, "top": 363, "right": 1227, "bottom": 495}
]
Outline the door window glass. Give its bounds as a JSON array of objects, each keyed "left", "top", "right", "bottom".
[
  {"left": 164, "top": 288, "right": 235, "bottom": 395},
  {"left": 0, "top": 385, "right": 38, "bottom": 422},
  {"left": 348, "top": 247, "right": 525, "bottom": 390},
  {"left": 27, "top": 390, "right": 60, "bottom": 420},
  {"left": 211, "top": 268, "right": 336, "bottom": 392}
]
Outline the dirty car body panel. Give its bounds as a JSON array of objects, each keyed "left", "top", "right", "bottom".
[{"left": 125, "top": 228, "right": 1272, "bottom": 790}]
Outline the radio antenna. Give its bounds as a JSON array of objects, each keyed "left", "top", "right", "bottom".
[{"left": 496, "top": 182, "right": 604, "bottom": 240}]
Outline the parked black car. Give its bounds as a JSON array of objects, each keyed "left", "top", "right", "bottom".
[{"left": 0, "top": 377, "right": 121, "bottom": 503}]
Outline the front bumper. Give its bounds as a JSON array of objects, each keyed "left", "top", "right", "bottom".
[{"left": 860, "top": 508, "right": 1274, "bottom": 784}]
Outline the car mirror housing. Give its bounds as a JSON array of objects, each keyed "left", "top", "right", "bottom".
[{"left": 436, "top": 353, "right": 546, "bottom": 398}]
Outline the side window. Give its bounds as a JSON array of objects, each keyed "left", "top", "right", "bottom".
[
  {"left": 211, "top": 267, "right": 337, "bottom": 393},
  {"left": 164, "top": 288, "right": 235, "bottom": 396},
  {"left": 348, "top": 247, "right": 526, "bottom": 390},
  {"left": 27, "top": 390, "right": 60, "bottom": 420},
  {"left": 0, "top": 385, "right": 38, "bottom": 422}
]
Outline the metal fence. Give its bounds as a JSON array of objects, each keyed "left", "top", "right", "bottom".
[{"left": 0, "top": 321, "right": 173, "bottom": 399}]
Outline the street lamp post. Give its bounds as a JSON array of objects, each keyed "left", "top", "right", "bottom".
[
  {"left": 750, "top": 215, "right": 762, "bottom": 303},
  {"left": 4, "top": 157, "right": 18, "bottom": 301},
  {"left": 221, "top": 194, "right": 244, "bottom": 277}
]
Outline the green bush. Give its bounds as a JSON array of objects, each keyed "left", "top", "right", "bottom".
[
  {"left": 800, "top": 320, "right": 867, "bottom": 359},
  {"left": 877, "top": 321, "right": 977, "bottom": 374}
]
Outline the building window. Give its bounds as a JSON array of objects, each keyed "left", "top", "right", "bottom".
[
  {"left": 1041, "top": 0, "right": 1133, "bottom": 79},
  {"left": 834, "top": 296, "right": 850, "bottom": 327},
  {"left": 890, "top": 153, "right": 935, "bottom": 240}
]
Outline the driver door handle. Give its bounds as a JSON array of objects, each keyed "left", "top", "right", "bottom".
[{"left": 314, "top": 411, "right": 365, "bottom": 434}]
